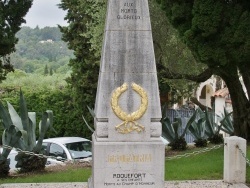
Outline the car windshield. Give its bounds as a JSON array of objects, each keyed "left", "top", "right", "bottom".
[{"left": 65, "top": 141, "right": 92, "bottom": 159}]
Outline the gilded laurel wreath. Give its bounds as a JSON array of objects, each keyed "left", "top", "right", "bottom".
[{"left": 111, "top": 83, "right": 148, "bottom": 134}]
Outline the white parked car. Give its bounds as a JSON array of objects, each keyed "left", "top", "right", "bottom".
[
  {"left": 0, "top": 137, "right": 92, "bottom": 169},
  {"left": 0, "top": 147, "right": 18, "bottom": 170},
  {"left": 41, "top": 137, "right": 92, "bottom": 163}
]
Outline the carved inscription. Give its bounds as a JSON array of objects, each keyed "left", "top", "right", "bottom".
[
  {"left": 104, "top": 173, "right": 155, "bottom": 186},
  {"left": 104, "top": 153, "right": 155, "bottom": 186},
  {"left": 107, "top": 154, "right": 152, "bottom": 163},
  {"left": 117, "top": 2, "right": 141, "bottom": 20}
]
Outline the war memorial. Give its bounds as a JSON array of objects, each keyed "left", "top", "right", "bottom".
[{"left": 88, "top": 0, "right": 165, "bottom": 187}]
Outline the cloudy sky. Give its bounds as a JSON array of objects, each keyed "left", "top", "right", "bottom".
[{"left": 22, "top": 0, "right": 68, "bottom": 28}]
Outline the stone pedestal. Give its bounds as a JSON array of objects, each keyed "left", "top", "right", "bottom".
[
  {"left": 88, "top": 0, "right": 164, "bottom": 187},
  {"left": 224, "top": 136, "right": 246, "bottom": 183},
  {"left": 89, "top": 134, "right": 164, "bottom": 188}
]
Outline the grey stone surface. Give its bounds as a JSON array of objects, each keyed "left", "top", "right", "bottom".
[
  {"left": 95, "top": 72, "right": 161, "bottom": 141},
  {"left": 0, "top": 181, "right": 249, "bottom": 188},
  {"left": 105, "top": 0, "right": 151, "bottom": 31},
  {"left": 89, "top": 135, "right": 165, "bottom": 188},
  {"left": 95, "top": 0, "right": 161, "bottom": 141},
  {"left": 91, "top": 0, "right": 164, "bottom": 187},
  {"left": 100, "top": 32, "right": 156, "bottom": 73},
  {"left": 224, "top": 136, "right": 246, "bottom": 183}
]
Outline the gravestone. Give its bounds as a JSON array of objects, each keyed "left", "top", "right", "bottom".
[{"left": 88, "top": 0, "right": 164, "bottom": 187}]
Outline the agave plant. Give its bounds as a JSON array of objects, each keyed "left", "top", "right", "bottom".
[
  {"left": 0, "top": 125, "right": 22, "bottom": 177},
  {"left": 161, "top": 117, "right": 186, "bottom": 150},
  {"left": 161, "top": 106, "right": 197, "bottom": 150},
  {"left": 0, "top": 101, "right": 23, "bottom": 177},
  {"left": 220, "top": 108, "right": 234, "bottom": 135},
  {"left": 3, "top": 90, "right": 54, "bottom": 172},
  {"left": 188, "top": 109, "right": 207, "bottom": 147},
  {"left": 204, "top": 108, "right": 223, "bottom": 144}
]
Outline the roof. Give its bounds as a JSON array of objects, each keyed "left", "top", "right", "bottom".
[
  {"left": 213, "top": 87, "right": 229, "bottom": 98},
  {"left": 43, "top": 137, "right": 91, "bottom": 144}
]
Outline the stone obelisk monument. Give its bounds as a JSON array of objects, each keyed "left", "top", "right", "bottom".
[{"left": 88, "top": 0, "right": 164, "bottom": 187}]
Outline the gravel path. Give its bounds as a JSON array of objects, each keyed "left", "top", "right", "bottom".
[{"left": 0, "top": 181, "right": 249, "bottom": 188}]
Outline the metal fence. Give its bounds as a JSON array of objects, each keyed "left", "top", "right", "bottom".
[{"left": 166, "top": 109, "right": 195, "bottom": 143}]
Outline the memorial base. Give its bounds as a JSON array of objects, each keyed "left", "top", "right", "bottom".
[{"left": 88, "top": 134, "right": 165, "bottom": 188}]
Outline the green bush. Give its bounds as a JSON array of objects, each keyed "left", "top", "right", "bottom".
[
  {"left": 0, "top": 87, "right": 93, "bottom": 140},
  {"left": 194, "top": 138, "right": 208, "bottom": 147},
  {"left": 168, "top": 137, "right": 187, "bottom": 150},
  {"left": 208, "top": 133, "right": 223, "bottom": 144}
]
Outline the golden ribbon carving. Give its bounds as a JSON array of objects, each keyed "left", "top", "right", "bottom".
[{"left": 111, "top": 83, "right": 148, "bottom": 134}]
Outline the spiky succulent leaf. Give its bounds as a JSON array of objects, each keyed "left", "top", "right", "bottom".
[
  {"left": 19, "top": 90, "right": 29, "bottom": 132},
  {"left": 188, "top": 117, "right": 206, "bottom": 140},
  {"left": 196, "top": 108, "right": 205, "bottom": 119},
  {"left": 34, "top": 112, "right": 49, "bottom": 152},
  {"left": 82, "top": 115, "right": 95, "bottom": 133},
  {"left": 172, "top": 118, "right": 182, "bottom": 139},
  {"left": 26, "top": 118, "right": 35, "bottom": 151},
  {"left": 188, "top": 121, "right": 198, "bottom": 138},
  {"left": 87, "top": 106, "right": 95, "bottom": 118},
  {"left": 0, "top": 101, "right": 13, "bottom": 129},
  {"left": 28, "top": 112, "right": 36, "bottom": 149},
  {"left": 181, "top": 110, "right": 197, "bottom": 138},
  {"left": 162, "top": 117, "right": 175, "bottom": 142},
  {"left": 18, "top": 130, "right": 28, "bottom": 150},
  {"left": 197, "top": 118, "right": 205, "bottom": 137},
  {"left": 1, "top": 130, "right": 10, "bottom": 158},
  {"left": 204, "top": 108, "right": 214, "bottom": 135},
  {"left": 46, "top": 110, "right": 53, "bottom": 126},
  {"left": 204, "top": 108, "right": 221, "bottom": 138},
  {"left": 46, "top": 110, "right": 56, "bottom": 133},
  {"left": 7, "top": 102, "right": 23, "bottom": 130},
  {"left": 2, "top": 125, "right": 22, "bottom": 159},
  {"left": 220, "top": 109, "right": 234, "bottom": 135}
]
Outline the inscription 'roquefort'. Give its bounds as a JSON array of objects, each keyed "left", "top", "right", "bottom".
[{"left": 117, "top": 2, "right": 141, "bottom": 20}]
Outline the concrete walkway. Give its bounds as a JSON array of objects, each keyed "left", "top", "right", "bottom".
[{"left": 0, "top": 181, "right": 249, "bottom": 188}]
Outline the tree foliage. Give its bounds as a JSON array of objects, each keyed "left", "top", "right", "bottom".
[
  {"left": 10, "top": 26, "right": 73, "bottom": 73},
  {"left": 0, "top": 0, "right": 33, "bottom": 82},
  {"left": 0, "top": 87, "right": 92, "bottom": 140},
  {"left": 58, "top": 0, "right": 204, "bottom": 118},
  {"left": 150, "top": 0, "right": 205, "bottom": 103},
  {"left": 58, "top": 0, "right": 106, "bottom": 130},
  {"left": 157, "top": 0, "right": 250, "bottom": 139}
]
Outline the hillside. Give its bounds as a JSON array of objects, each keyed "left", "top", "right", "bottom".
[{"left": 10, "top": 26, "right": 73, "bottom": 74}]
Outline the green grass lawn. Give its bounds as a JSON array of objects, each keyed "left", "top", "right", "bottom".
[
  {"left": 0, "top": 144, "right": 250, "bottom": 184},
  {"left": 165, "top": 146, "right": 224, "bottom": 180},
  {"left": 0, "top": 168, "right": 91, "bottom": 184}
]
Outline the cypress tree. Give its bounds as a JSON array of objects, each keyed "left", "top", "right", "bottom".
[
  {"left": 0, "top": 0, "right": 33, "bottom": 82},
  {"left": 44, "top": 64, "right": 49, "bottom": 76}
]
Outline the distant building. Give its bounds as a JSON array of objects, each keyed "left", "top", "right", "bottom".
[
  {"left": 195, "top": 77, "right": 216, "bottom": 109},
  {"left": 39, "top": 39, "right": 54, "bottom": 44},
  {"left": 213, "top": 87, "right": 232, "bottom": 116}
]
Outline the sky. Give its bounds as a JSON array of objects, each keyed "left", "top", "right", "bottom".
[{"left": 22, "top": 0, "right": 68, "bottom": 28}]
